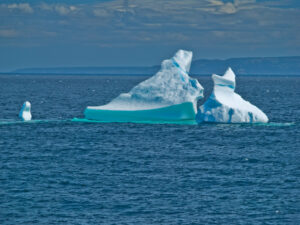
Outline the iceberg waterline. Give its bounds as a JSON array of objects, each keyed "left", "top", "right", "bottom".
[
  {"left": 84, "top": 50, "right": 204, "bottom": 122},
  {"left": 84, "top": 50, "right": 269, "bottom": 123},
  {"left": 196, "top": 68, "right": 269, "bottom": 123}
]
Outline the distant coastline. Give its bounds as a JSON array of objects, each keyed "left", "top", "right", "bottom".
[{"left": 4, "top": 56, "right": 300, "bottom": 76}]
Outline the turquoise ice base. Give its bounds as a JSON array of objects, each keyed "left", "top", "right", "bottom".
[{"left": 84, "top": 102, "right": 197, "bottom": 123}]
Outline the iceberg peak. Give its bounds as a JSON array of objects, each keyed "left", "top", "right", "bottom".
[
  {"left": 172, "top": 49, "right": 193, "bottom": 73},
  {"left": 212, "top": 67, "right": 236, "bottom": 91},
  {"left": 224, "top": 67, "right": 235, "bottom": 81}
]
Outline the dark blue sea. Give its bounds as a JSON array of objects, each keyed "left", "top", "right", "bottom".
[{"left": 0, "top": 75, "right": 299, "bottom": 224}]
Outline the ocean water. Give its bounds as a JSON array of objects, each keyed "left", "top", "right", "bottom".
[{"left": 0, "top": 75, "right": 299, "bottom": 224}]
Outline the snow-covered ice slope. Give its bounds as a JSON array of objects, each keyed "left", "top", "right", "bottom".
[
  {"left": 84, "top": 50, "right": 204, "bottom": 122},
  {"left": 196, "top": 68, "right": 268, "bottom": 123},
  {"left": 19, "top": 101, "right": 32, "bottom": 121}
]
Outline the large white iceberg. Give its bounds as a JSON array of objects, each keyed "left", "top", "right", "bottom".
[
  {"left": 84, "top": 50, "right": 204, "bottom": 122},
  {"left": 196, "top": 68, "right": 268, "bottom": 123}
]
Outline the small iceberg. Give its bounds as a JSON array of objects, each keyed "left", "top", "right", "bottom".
[
  {"left": 19, "top": 101, "right": 32, "bottom": 121},
  {"left": 84, "top": 50, "right": 204, "bottom": 122},
  {"left": 196, "top": 68, "right": 268, "bottom": 123}
]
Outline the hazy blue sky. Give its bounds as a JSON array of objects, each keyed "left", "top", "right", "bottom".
[{"left": 0, "top": 0, "right": 299, "bottom": 71}]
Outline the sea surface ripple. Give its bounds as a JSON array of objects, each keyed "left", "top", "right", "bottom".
[{"left": 0, "top": 75, "right": 299, "bottom": 224}]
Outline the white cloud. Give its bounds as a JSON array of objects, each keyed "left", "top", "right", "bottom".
[
  {"left": 39, "top": 3, "right": 78, "bottom": 15},
  {"left": 208, "top": 0, "right": 225, "bottom": 6},
  {"left": 205, "top": 0, "right": 257, "bottom": 14},
  {"left": 219, "top": 3, "right": 237, "bottom": 14},
  {"left": 0, "top": 0, "right": 299, "bottom": 52},
  {"left": 39, "top": 3, "right": 53, "bottom": 11},
  {"left": 5, "top": 3, "right": 34, "bottom": 13},
  {"left": 93, "top": 8, "right": 109, "bottom": 17},
  {"left": 55, "top": 5, "right": 70, "bottom": 15}
]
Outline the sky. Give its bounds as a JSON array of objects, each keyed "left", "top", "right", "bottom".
[{"left": 0, "top": 0, "right": 299, "bottom": 71}]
